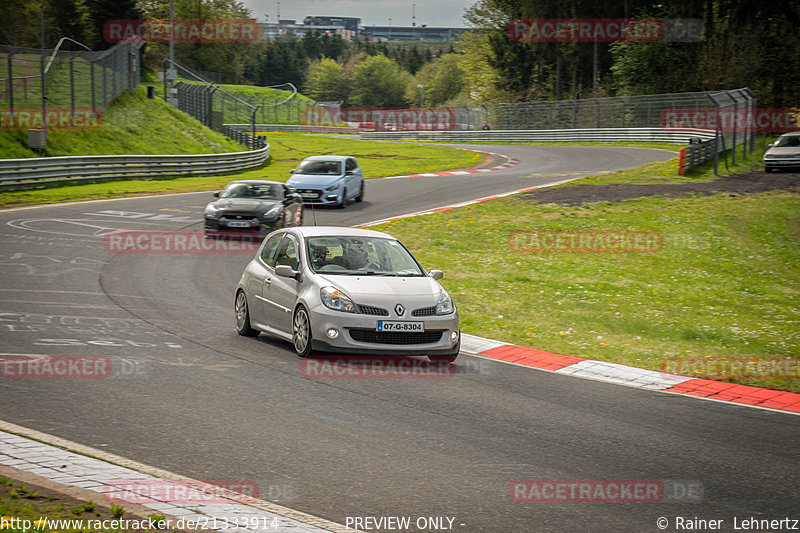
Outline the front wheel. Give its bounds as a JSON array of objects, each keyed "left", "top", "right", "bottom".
[
  {"left": 337, "top": 189, "right": 347, "bottom": 209},
  {"left": 293, "top": 305, "right": 313, "bottom": 357},
  {"left": 355, "top": 182, "right": 364, "bottom": 202},
  {"left": 235, "top": 290, "right": 259, "bottom": 337}
]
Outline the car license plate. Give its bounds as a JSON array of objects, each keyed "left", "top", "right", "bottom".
[
  {"left": 377, "top": 321, "right": 424, "bottom": 332},
  {"left": 227, "top": 221, "right": 251, "bottom": 228},
  {"left": 301, "top": 192, "right": 317, "bottom": 199}
]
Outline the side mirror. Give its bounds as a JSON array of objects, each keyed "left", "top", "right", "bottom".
[
  {"left": 345, "top": 170, "right": 354, "bottom": 176},
  {"left": 429, "top": 269, "right": 444, "bottom": 280},
  {"left": 213, "top": 191, "right": 220, "bottom": 197},
  {"left": 275, "top": 265, "right": 298, "bottom": 279},
  {"left": 289, "top": 169, "right": 295, "bottom": 174},
  {"left": 768, "top": 143, "right": 774, "bottom": 147}
]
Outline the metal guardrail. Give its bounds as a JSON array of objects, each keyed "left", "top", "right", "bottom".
[
  {"left": 227, "top": 123, "right": 362, "bottom": 134},
  {"left": 678, "top": 140, "right": 717, "bottom": 174},
  {"left": 360, "top": 128, "right": 716, "bottom": 144},
  {"left": 0, "top": 145, "right": 269, "bottom": 190}
]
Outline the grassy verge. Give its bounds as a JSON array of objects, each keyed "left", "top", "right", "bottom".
[
  {"left": 0, "top": 475, "right": 165, "bottom": 533},
  {"left": 550, "top": 137, "right": 772, "bottom": 188},
  {"left": 0, "top": 86, "right": 243, "bottom": 159},
  {"left": 373, "top": 167, "right": 800, "bottom": 392},
  {"left": 0, "top": 133, "right": 480, "bottom": 208}
]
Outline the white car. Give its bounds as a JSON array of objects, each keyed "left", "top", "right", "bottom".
[
  {"left": 234, "top": 226, "right": 460, "bottom": 361},
  {"left": 764, "top": 132, "right": 800, "bottom": 172}
]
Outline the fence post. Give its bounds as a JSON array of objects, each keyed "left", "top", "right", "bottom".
[
  {"left": 731, "top": 97, "right": 737, "bottom": 166},
  {"left": 69, "top": 56, "right": 75, "bottom": 119},
  {"left": 5, "top": 53, "right": 13, "bottom": 128}
]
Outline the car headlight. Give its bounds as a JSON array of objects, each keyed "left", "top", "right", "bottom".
[
  {"left": 325, "top": 181, "right": 341, "bottom": 192},
  {"left": 436, "top": 289, "right": 454, "bottom": 315},
  {"left": 261, "top": 204, "right": 283, "bottom": 220},
  {"left": 320, "top": 286, "right": 356, "bottom": 313},
  {"left": 763, "top": 154, "right": 775, "bottom": 159},
  {"left": 204, "top": 204, "right": 219, "bottom": 218}
]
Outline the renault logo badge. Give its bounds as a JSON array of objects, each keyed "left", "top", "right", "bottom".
[{"left": 395, "top": 304, "right": 405, "bottom": 316}]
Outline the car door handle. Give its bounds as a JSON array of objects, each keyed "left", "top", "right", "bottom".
[{"left": 264, "top": 277, "right": 272, "bottom": 285}]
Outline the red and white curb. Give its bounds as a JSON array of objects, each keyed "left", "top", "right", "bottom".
[
  {"left": 461, "top": 334, "right": 800, "bottom": 415},
  {"left": 381, "top": 149, "right": 520, "bottom": 179}
]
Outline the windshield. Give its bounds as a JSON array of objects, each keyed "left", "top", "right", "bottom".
[
  {"left": 306, "top": 236, "right": 426, "bottom": 276},
  {"left": 296, "top": 160, "right": 342, "bottom": 176},
  {"left": 220, "top": 183, "right": 282, "bottom": 200},
  {"left": 774, "top": 136, "right": 800, "bottom": 147}
]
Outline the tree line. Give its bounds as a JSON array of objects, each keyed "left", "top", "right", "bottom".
[{"left": 2, "top": 0, "right": 797, "bottom": 108}]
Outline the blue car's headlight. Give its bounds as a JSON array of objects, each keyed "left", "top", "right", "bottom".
[{"left": 325, "top": 181, "right": 341, "bottom": 192}]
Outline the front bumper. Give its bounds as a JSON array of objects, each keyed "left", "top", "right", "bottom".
[
  {"left": 204, "top": 216, "right": 279, "bottom": 234},
  {"left": 292, "top": 188, "right": 341, "bottom": 205},
  {"left": 764, "top": 158, "right": 800, "bottom": 168},
  {"left": 307, "top": 302, "right": 460, "bottom": 355}
]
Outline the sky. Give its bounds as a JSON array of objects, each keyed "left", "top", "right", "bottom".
[{"left": 240, "top": 0, "right": 477, "bottom": 28}]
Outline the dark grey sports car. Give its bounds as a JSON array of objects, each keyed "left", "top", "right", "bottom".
[{"left": 204, "top": 180, "right": 304, "bottom": 236}]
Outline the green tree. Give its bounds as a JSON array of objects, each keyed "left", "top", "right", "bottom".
[
  {"left": 405, "top": 53, "right": 465, "bottom": 106},
  {"left": 350, "top": 54, "right": 411, "bottom": 108},
  {"left": 305, "top": 57, "right": 348, "bottom": 102}
]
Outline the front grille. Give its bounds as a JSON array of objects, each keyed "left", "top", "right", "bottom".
[
  {"left": 411, "top": 306, "right": 436, "bottom": 317},
  {"left": 297, "top": 189, "right": 322, "bottom": 200},
  {"left": 221, "top": 213, "right": 258, "bottom": 220},
  {"left": 349, "top": 329, "right": 444, "bottom": 345},
  {"left": 357, "top": 304, "right": 389, "bottom": 316}
]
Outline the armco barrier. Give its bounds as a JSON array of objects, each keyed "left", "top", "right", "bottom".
[
  {"left": 0, "top": 145, "right": 269, "bottom": 190},
  {"left": 678, "top": 139, "right": 716, "bottom": 174},
  {"left": 226, "top": 123, "right": 362, "bottom": 134},
  {"left": 360, "top": 127, "right": 715, "bottom": 144}
]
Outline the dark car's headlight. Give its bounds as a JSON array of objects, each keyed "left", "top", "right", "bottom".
[
  {"left": 436, "top": 289, "right": 454, "bottom": 315},
  {"left": 261, "top": 204, "right": 283, "bottom": 220},
  {"left": 204, "top": 204, "right": 220, "bottom": 218},
  {"left": 320, "top": 286, "right": 356, "bottom": 313}
]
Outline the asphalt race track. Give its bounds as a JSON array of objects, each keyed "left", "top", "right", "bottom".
[{"left": 1, "top": 144, "right": 798, "bottom": 532}]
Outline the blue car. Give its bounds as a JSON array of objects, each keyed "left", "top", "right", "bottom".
[{"left": 286, "top": 155, "right": 365, "bottom": 209}]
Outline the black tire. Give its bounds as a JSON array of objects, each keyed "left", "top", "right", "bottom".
[
  {"left": 355, "top": 182, "right": 364, "bottom": 202},
  {"left": 293, "top": 305, "right": 313, "bottom": 357},
  {"left": 235, "top": 290, "right": 259, "bottom": 337},
  {"left": 337, "top": 189, "right": 347, "bottom": 209}
]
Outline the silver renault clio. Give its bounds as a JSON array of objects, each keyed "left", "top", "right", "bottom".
[{"left": 234, "top": 226, "right": 460, "bottom": 361}]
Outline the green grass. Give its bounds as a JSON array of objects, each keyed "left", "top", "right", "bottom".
[
  {"left": 372, "top": 166, "right": 800, "bottom": 392},
  {"left": 547, "top": 137, "right": 772, "bottom": 188},
  {"left": 0, "top": 132, "right": 480, "bottom": 207},
  {"left": 0, "top": 479, "right": 159, "bottom": 533},
  {"left": 0, "top": 85, "right": 243, "bottom": 159}
]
